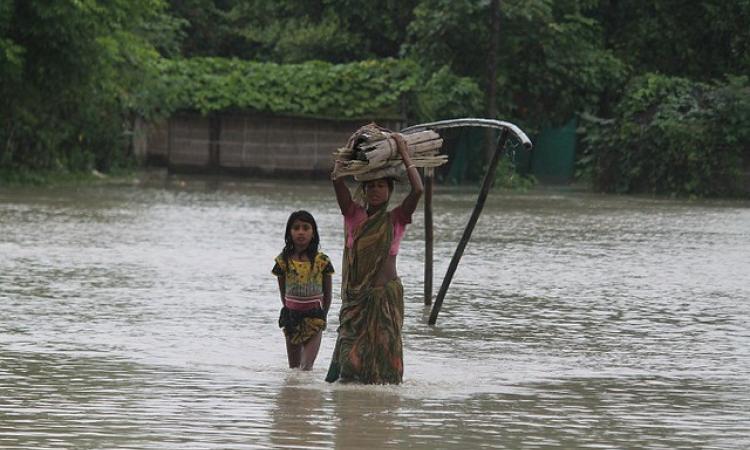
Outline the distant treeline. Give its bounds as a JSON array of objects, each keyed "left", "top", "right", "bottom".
[{"left": 1, "top": 1, "right": 748, "bottom": 195}]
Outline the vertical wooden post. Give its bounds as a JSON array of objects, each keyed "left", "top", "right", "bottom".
[
  {"left": 166, "top": 117, "right": 173, "bottom": 174},
  {"left": 428, "top": 128, "right": 509, "bottom": 325},
  {"left": 424, "top": 167, "right": 434, "bottom": 305},
  {"left": 208, "top": 113, "right": 221, "bottom": 172}
]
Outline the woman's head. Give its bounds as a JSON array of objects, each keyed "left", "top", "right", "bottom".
[
  {"left": 283, "top": 210, "right": 319, "bottom": 261},
  {"left": 363, "top": 177, "right": 394, "bottom": 208}
]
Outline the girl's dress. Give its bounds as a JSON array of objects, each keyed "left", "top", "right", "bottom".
[{"left": 272, "top": 252, "right": 334, "bottom": 344}]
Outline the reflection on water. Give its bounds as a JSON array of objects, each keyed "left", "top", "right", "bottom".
[
  {"left": 269, "top": 375, "right": 405, "bottom": 450},
  {"left": 330, "top": 386, "right": 403, "bottom": 450},
  {"left": 270, "top": 374, "right": 331, "bottom": 449},
  {"left": 1, "top": 176, "right": 749, "bottom": 448}
]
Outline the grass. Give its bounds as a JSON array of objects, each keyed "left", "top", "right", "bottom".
[{"left": 0, "top": 167, "right": 138, "bottom": 187}]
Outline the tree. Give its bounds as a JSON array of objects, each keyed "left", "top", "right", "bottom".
[
  {"left": 166, "top": 0, "right": 419, "bottom": 63},
  {"left": 580, "top": 73, "right": 750, "bottom": 196},
  {"left": 0, "top": 0, "right": 177, "bottom": 174},
  {"left": 404, "top": 0, "right": 627, "bottom": 128},
  {"left": 595, "top": 0, "right": 750, "bottom": 81}
]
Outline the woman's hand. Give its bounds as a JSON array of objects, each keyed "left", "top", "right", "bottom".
[{"left": 392, "top": 133, "right": 411, "bottom": 165}]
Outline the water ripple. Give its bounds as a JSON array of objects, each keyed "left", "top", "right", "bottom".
[{"left": 1, "top": 180, "right": 748, "bottom": 449}]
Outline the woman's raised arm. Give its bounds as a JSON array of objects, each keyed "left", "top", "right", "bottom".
[
  {"left": 392, "top": 133, "right": 423, "bottom": 217},
  {"left": 332, "top": 162, "right": 353, "bottom": 215}
]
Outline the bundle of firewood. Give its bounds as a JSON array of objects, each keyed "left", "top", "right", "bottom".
[{"left": 332, "top": 123, "right": 447, "bottom": 181}]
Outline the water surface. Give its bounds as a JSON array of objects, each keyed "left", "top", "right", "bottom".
[{"left": 1, "top": 176, "right": 748, "bottom": 449}]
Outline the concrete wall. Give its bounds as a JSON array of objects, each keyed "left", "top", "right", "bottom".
[{"left": 145, "top": 112, "right": 402, "bottom": 176}]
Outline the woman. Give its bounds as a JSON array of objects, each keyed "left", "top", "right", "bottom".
[{"left": 326, "top": 133, "right": 423, "bottom": 384}]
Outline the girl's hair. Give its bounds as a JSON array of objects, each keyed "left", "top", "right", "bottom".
[{"left": 282, "top": 210, "right": 320, "bottom": 269}]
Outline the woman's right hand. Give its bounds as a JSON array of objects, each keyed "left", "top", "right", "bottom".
[{"left": 331, "top": 160, "right": 342, "bottom": 181}]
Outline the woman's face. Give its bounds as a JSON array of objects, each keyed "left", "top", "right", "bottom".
[
  {"left": 290, "top": 219, "right": 314, "bottom": 250},
  {"left": 365, "top": 179, "right": 390, "bottom": 207}
]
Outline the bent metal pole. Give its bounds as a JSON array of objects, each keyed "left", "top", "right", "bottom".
[
  {"left": 427, "top": 128, "right": 510, "bottom": 324},
  {"left": 401, "top": 119, "right": 532, "bottom": 325},
  {"left": 401, "top": 118, "right": 532, "bottom": 150}
]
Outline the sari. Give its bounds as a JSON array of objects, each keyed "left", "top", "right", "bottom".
[{"left": 326, "top": 205, "right": 404, "bottom": 384}]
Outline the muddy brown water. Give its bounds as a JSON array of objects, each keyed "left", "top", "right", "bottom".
[{"left": 1, "top": 176, "right": 748, "bottom": 449}]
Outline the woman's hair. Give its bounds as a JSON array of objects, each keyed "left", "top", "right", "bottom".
[
  {"left": 363, "top": 177, "right": 395, "bottom": 193},
  {"left": 357, "top": 177, "right": 395, "bottom": 206},
  {"left": 282, "top": 210, "right": 320, "bottom": 269}
]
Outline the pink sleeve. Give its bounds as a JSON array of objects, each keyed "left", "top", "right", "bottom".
[
  {"left": 388, "top": 206, "right": 412, "bottom": 256},
  {"left": 390, "top": 205, "right": 412, "bottom": 226},
  {"left": 344, "top": 203, "right": 367, "bottom": 249},
  {"left": 344, "top": 201, "right": 363, "bottom": 222}
]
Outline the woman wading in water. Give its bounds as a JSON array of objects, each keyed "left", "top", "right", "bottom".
[{"left": 326, "top": 133, "right": 423, "bottom": 384}]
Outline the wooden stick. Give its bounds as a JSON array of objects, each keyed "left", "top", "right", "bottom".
[
  {"left": 358, "top": 137, "right": 443, "bottom": 164},
  {"left": 424, "top": 167, "right": 434, "bottom": 306},
  {"left": 428, "top": 128, "right": 510, "bottom": 325},
  {"left": 334, "top": 155, "right": 448, "bottom": 177}
]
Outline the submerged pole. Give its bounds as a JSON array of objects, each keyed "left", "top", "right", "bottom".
[
  {"left": 424, "top": 167, "right": 434, "bottom": 305},
  {"left": 428, "top": 128, "right": 510, "bottom": 325}
]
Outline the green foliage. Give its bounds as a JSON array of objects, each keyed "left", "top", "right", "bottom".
[
  {"left": 494, "top": 156, "right": 537, "bottom": 191},
  {"left": 149, "top": 57, "right": 481, "bottom": 121},
  {"left": 165, "top": 0, "right": 233, "bottom": 57},
  {"left": 0, "top": 1, "right": 23, "bottom": 83},
  {"left": 404, "top": 0, "right": 489, "bottom": 78},
  {"left": 0, "top": 167, "right": 97, "bottom": 186},
  {"left": 170, "top": 0, "right": 418, "bottom": 62},
  {"left": 579, "top": 73, "right": 750, "bottom": 197},
  {"left": 594, "top": 0, "right": 750, "bottom": 81},
  {"left": 3, "top": 0, "right": 749, "bottom": 192},
  {"left": 0, "top": 0, "right": 177, "bottom": 174},
  {"left": 411, "top": 66, "right": 483, "bottom": 121},
  {"left": 404, "top": 0, "right": 628, "bottom": 126}
]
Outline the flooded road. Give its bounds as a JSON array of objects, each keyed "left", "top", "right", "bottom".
[{"left": 1, "top": 176, "right": 749, "bottom": 449}]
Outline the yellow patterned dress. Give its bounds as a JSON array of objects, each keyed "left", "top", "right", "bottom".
[{"left": 272, "top": 252, "right": 334, "bottom": 344}]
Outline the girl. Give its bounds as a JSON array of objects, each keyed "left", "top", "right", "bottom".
[{"left": 272, "top": 210, "right": 334, "bottom": 370}]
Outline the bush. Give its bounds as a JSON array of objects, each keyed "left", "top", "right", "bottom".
[
  {"left": 579, "top": 73, "right": 750, "bottom": 197},
  {"left": 151, "top": 57, "right": 482, "bottom": 121}
]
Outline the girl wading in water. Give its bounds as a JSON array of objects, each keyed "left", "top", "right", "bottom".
[
  {"left": 326, "top": 133, "right": 423, "bottom": 384},
  {"left": 273, "top": 210, "right": 334, "bottom": 370}
]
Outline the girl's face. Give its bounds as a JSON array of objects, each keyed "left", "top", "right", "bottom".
[
  {"left": 365, "top": 179, "right": 391, "bottom": 207},
  {"left": 290, "top": 219, "right": 314, "bottom": 250}
]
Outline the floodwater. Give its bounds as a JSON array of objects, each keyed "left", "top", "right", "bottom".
[{"left": 1, "top": 174, "right": 749, "bottom": 449}]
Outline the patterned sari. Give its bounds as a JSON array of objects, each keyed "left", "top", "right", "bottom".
[{"left": 326, "top": 205, "right": 404, "bottom": 384}]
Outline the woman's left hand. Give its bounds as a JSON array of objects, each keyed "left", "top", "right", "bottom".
[{"left": 392, "top": 133, "right": 410, "bottom": 160}]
